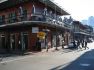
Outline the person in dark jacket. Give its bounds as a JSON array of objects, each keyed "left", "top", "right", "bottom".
[
  {"left": 81, "top": 40, "right": 84, "bottom": 48},
  {"left": 84, "top": 39, "right": 89, "bottom": 49},
  {"left": 73, "top": 40, "right": 76, "bottom": 48},
  {"left": 77, "top": 40, "right": 81, "bottom": 49}
]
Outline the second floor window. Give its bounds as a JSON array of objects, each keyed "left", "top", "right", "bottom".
[
  {"left": 19, "top": 6, "right": 27, "bottom": 21},
  {"left": 20, "top": 9, "right": 27, "bottom": 21},
  {"left": 0, "top": 15, "right": 5, "bottom": 25},
  {"left": 8, "top": 12, "right": 17, "bottom": 23}
]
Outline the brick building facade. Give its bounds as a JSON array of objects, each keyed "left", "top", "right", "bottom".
[{"left": 0, "top": 0, "right": 69, "bottom": 53}]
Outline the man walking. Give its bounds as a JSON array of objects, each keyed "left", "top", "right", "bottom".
[
  {"left": 84, "top": 39, "right": 89, "bottom": 49},
  {"left": 77, "top": 40, "right": 81, "bottom": 49},
  {"left": 81, "top": 40, "right": 84, "bottom": 48}
]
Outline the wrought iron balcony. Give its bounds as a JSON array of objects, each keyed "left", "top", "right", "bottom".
[
  {"left": 73, "top": 28, "right": 91, "bottom": 36},
  {"left": 64, "top": 23, "right": 72, "bottom": 29},
  {"left": 0, "top": 13, "right": 64, "bottom": 28}
]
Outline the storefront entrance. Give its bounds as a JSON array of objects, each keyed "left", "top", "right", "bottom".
[
  {"left": 10, "top": 34, "right": 15, "bottom": 50},
  {"left": 18, "top": 32, "right": 28, "bottom": 51},
  {"left": 0, "top": 34, "right": 6, "bottom": 52},
  {"left": 22, "top": 32, "right": 28, "bottom": 50}
]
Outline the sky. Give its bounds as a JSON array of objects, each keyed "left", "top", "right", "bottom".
[{"left": 53, "top": 0, "right": 94, "bottom": 21}]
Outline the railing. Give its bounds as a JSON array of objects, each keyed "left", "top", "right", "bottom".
[
  {"left": 0, "top": 13, "right": 64, "bottom": 27},
  {"left": 80, "top": 29, "right": 90, "bottom": 34},
  {"left": 64, "top": 23, "right": 72, "bottom": 29},
  {"left": 73, "top": 28, "right": 91, "bottom": 35}
]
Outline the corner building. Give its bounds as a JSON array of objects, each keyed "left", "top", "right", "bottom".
[{"left": 0, "top": 0, "right": 69, "bottom": 53}]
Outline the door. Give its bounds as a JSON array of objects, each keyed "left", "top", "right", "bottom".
[
  {"left": 1, "top": 34, "right": 6, "bottom": 51},
  {"left": 23, "top": 32, "right": 28, "bottom": 50},
  {"left": 20, "top": 32, "right": 28, "bottom": 51},
  {"left": 10, "top": 34, "right": 15, "bottom": 50},
  {"left": 52, "top": 35, "right": 56, "bottom": 47}
]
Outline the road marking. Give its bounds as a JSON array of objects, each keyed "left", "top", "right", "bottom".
[
  {"left": 0, "top": 55, "right": 33, "bottom": 64},
  {"left": 80, "top": 63, "right": 90, "bottom": 66}
]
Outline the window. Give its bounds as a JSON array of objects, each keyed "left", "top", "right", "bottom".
[
  {"left": 20, "top": 9, "right": 27, "bottom": 21},
  {"left": 8, "top": 12, "right": 17, "bottom": 23},
  {"left": 0, "top": 15, "right": 5, "bottom": 25},
  {"left": 0, "top": 34, "right": 6, "bottom": 49},
  {"left": 23, "top": 9, "right": 27, "bottom": 20},
  {"left": 0, "top": 16, "right": 3, "bottom": 24}
]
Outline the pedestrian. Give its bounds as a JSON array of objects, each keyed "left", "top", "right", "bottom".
[
  {"left": 81, "top": 40, "right": 84, "bottom": 48},
  {"left": 77, "top": 40, "right": 81, "bottom": 49},
  {"left": 73, "top": 40, "right": 76, "bottom": 48},
  {"left": 84, "top": 39, "right": 89, "bottom": 49},
  {"left": 62, "top": 39, "right": 64, "bottom": 49}
]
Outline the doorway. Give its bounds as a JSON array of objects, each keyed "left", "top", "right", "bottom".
[
  {"left": 23, "top": 32, "right": 28, "bottom": 50},
  {"left": 18, "top": 32, "right": 28, "bottom": 51},
  {"left": 10, "top": 34, "right": 15, "bottom": 51},
  {"left": 0, "top": 34, "right": 6, "bottom": 51}
]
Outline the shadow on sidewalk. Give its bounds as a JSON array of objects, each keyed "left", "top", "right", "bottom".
[
  {"left": 61, "top": 48, "right": 78, "bottom": 54},
  {"left": 0, "top": 51, "right": 35, "bottom": 61},
  {"left": 50, "top": 49, "right": 94, "bottom": 70}
]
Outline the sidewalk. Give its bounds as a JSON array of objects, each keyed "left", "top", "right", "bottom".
[
  {"left": 41, "top": 46, "right": 63, "bottom": 52},
  {"left": 0, "top": 46, "right": 71, "bottom": 63},
  {"left": 0, "top": 42, "right": 93, "bottom": 63}
]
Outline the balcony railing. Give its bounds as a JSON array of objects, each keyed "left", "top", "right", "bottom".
[
  {"left": 64, "top": 23, "right": 72, "bottom": 29},
  {"left": 0, "top": 13, "right": 64, "bottom": 27},
  {"left": 73, "top": 28, "right": 91, "bottom": 35}
]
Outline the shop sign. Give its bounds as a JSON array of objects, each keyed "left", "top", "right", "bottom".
[
  {"left": 32, "top": 27, "right": 39, "bottom": 33},
  {"left": 37, "top": 32, "right": 46, "bottom": 39}
]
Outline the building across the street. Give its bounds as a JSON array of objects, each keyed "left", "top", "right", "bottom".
[
  {"left": 72, "top": 21, "right": 93, "bottom": 40},
  {"left": 0, "top": 0, "right": 70, "bottom": 53}
]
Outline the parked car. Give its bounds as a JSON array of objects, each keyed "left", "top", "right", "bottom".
[{"left": 68, "top": 41, "right": 77, "bottom": 48}]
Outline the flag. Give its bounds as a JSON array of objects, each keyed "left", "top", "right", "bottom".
[
  {"left": 43, "top": 8, "right": 47, "bottom": 16},
  {"left": 19, "top": 6, "right": 24, "bottom": 16},
  {"left": 32, "top": 4, "right": 35, "bottom": 15}
]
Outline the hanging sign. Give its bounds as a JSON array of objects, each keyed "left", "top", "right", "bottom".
[
  {"left": 37, "top": 32, "right": 46, "bottom": 39},
  {"left": 32, "top": 27, "right": 39, "bottom": 33}
]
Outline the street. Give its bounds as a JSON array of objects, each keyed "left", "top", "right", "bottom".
[{"left": 0, "top": 42, "right": 94, "bottom": 70}]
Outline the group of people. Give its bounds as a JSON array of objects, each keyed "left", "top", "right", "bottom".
[{"left": 73, "top": 39, "right": 89, "bottom": 50}]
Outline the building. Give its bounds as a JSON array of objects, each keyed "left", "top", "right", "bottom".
[
  {"left": 0, "top": 0, "right": 69, "bottom": 53},
  {"left": 72, "top": 21, "right": 93, "bottom": 41},
  {"left": 63, "top": 16, "right": 73, "bottom": 46}
]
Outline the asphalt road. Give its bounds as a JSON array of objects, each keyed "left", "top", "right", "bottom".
[
  {"left": 0, "top": 42, "right": 94, "bottom": 70},
  {"left": 51, "top": 49, "right": 94, "bottom": 70}
]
